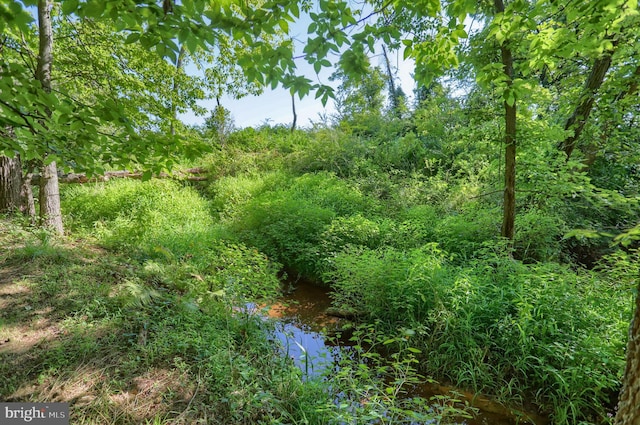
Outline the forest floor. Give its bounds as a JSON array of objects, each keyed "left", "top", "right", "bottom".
[{"left": 0, "top": 220, "right": 199, "bottom": 424}]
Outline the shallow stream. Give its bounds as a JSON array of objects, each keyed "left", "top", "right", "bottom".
[{"left": 264, "top": 279, "right": 549, "bottom": 425}]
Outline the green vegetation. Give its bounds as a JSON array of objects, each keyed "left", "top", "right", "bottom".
[
  {"left": 205, "top": 126, "right": 636, "bottom": 424},
  {"left": 2, "top": 1, "right": 639, "bottom": 424},
  {"left": 2, "top": 121, "right": 638, "bottom": 424},
  {"left": 0, "top": 176, "right": 472, "bottom": 424}
]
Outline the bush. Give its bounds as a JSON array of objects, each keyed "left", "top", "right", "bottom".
[
  {"left": 514, "top": 208, "right": 564, "bottom": 262},
  {"left": 226, "top": 172, "right": 379, "bottom": 277},
  {"left": 373, "top": 132, "right": 428, "bottom": 172},
  {"left": 288, "top": 131, "right": 374, "bottom": 177},
  {"left": 63, "top": 179, "right": 218, "bottom": 260},
  {"left": 326, "top": 243, "right": 629, "bottom": 424},
  {"left": 208, "top": 171, "right": 291, "bottom": 220},
  {"left": 434, "top": 207, "right": 500, "bottom": 260}
]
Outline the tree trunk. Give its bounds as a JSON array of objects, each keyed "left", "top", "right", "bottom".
[
  {"left": 560, "top": 49, "right": 614, "bottom": 160},
  {"left": 38, "top": 160, "right": 62, "bottom": 233},
  {"left": 36, "top": 0, "right": 63, "bottom": 234},
  {"left": 495, "top": 0, "right": 516, "bottom": 241},
  {"left": 21, "top": 165, "right": 36, "bottom": 222},
  {"left": 614, "top": 279, "right": 640, "bottom": 425},
  {"left": 0, "top": 155, "right": 23, "bottom": 213},
  {"left": 382, "top": 44, "right": 401, "bottom": 118},
  {"left": 291, "top": 93, "right": 297, "bottom": 132},
  {"left": 170, "top": 45, "right": 186, "bottom": 136}
]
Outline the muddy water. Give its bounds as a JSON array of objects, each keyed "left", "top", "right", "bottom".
[{"left": 267, "top": 279, "right": 549, "bottom": 425}]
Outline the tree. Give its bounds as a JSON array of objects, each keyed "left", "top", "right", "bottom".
[
  {"left": 304, "top": 2, "right": 639, "bottom": 422},
  {"left": 492, "top": 0, "right": 516, "bottom": 240},
  {"left": 36, "top": 0, "right": 63, "bottom": 233},
  {"left": 204, "top": 103, "right": 235, "bottom": 144},
  {"left": 330, "top": 60, "right": 386, "bottom": 125},
  {"left": 381, "top": 45, "right": 407, "bottom": 118},
  {"left": 1, "top": 0, "right": 307, "bottom": 232},
  {"left": 615, "top": 276, "right": 640, "bottom": 424},
  {"left": 0, "top": 154, "right": 22, "bottom": 213}
]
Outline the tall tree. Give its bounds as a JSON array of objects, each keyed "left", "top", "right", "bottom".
[
  {"left": 615, "top": 277, "right": 640, "bottom": 424},
  {"left": 493, "top": 0, "right": 516, "bottom": 240},
  {"left": 35, "top": 0, "right": 63, "bottom": 234},
  {"left": 381, "top": 45, "right": 405, "bottom": 118}
]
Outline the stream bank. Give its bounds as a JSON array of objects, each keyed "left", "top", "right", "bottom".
[{"left": 266, "top": 278, "right": 549, "bottom": 425}]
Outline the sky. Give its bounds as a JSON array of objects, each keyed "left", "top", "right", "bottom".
[
  {"left": 215, "top": 51, "right": 415, "bottom": 129},
  {"left": 179, "top": 5, "right": 417, "bottom": 129}
]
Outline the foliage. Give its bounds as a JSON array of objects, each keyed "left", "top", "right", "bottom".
[
  {"left": 222, "top": 171, "right": 379, "bottom": 277},
  {"left": 324, "top": 324, "right": 474, "bottom": 424},
  {"left": 326, "top": 243, "right": 630, "bottom": 423},
  {"left": 62, "top": 179, "right": 217, "bottom": 259},
  {"left": 203, "top": 105, "right": 236, "bottom": 145},
  {"left": 0, "top": 218, "right": 332, "bottom": 425},
  {"left": 0, "top": 0, "right": 638, "bottom": 423},
  {"left": 1, "top": 13, "right": 206, "bottom": 175}
]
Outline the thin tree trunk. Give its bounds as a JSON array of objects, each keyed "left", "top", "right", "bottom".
[
  {"left": 170, "top": 45, "right": 186, "bottom": 136},
  {"left": 36, "top": 0, "right": 63, "bottom": 234},
  {"left": 21, "top": 164, "right": 36, "bottom": 222},
  {"left": 382, "top": 44, "right": 400, "bottom": 118},
  {"left": 614, "top": 279, "right": 640, "bottom": 425},
  {"left": 560, "top": 49, "right": 614, "bottom": 160},
  {"left": 291, "top": 93, "right": 297, "bottom": 132},
  {"left": 495, "top": 0, "right": 516, "bottom": 241}
]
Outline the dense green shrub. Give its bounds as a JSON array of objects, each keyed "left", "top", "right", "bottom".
[
  {"left": 225, "top": 172, "right": 380, "bottom": 277},
  {"left": 230, "top": 194, "right": 335, "bottom": 277},
  {"left": 208, "top": 170, "right": 291, "bottom": 220},
  {"left": 434, "top": 207, "right": 500, "bottom": 260},
  {"left": 63, "top": 179, "right": 218, "bottom": 259},
  {"left": 288, "top": 130, "right": 374, "bottom": 177},
  {"left": 326, "top": 244, "right": 630, "bottom": 423},
  {"left": 513, "top": 208, "right": 564, "bottom": 262},
  {"left": 372, "top": 132, "right": 428, "bottom": 172}
]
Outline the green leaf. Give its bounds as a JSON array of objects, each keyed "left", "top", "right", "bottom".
[
  {"left": 278, "top": 19, "right": 289, "bottom": 33},
  {"left": 403, "top": 45, "right": 413, "bottom": 60},
  {"left": 125, "top": 32, "right": 140, "bottom": 44},
  {"left": 61, "top": 0, "right": 79, "bottom": 15},
  {"left": 290, "top": 1, "right": 300, "bottom": 18},
  {"left": 82, "top": 0, "right": 106, "bottom": 18},
  {"left": 186, "top": 35, "right": 198, "bottom": 54}
]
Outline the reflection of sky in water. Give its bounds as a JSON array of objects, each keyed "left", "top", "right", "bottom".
[
  {"left": 242, "top": 302, "right": 344, "bottom": 379},
  {"left": 243, "top": 285, "right": 537, "bottom": 425},
  {"left": 273, "top": 321, "right": 340, "bottom": 378}
]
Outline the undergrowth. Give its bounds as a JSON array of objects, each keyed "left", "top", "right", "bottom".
[
  {"left": 3, "top": 118, "right": 636, "bottom": 424},
  {"left": 0, "top": 178, "right": 471, "bottom": 424},
  {"left": 194, "top": 127, "right": 636, "bottom": 425}
]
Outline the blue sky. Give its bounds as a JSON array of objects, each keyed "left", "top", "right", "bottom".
[
  {"left": 179, "top": 6, "right": 417, "bottom": 129},
  {"left": 210, "top": 52, "right": 416, "bottom": 129}
]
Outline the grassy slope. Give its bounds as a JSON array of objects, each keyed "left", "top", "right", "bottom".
[{"left": 0, "top": 218, "right": 329, "bottom": 425}]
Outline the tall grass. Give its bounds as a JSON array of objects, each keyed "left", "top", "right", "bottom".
[
  {"left": 63, "top": 179, "right": 220, "bottom": 259},
  {"left": 325, "top": 243, "right": 630, "bottom": 423}
]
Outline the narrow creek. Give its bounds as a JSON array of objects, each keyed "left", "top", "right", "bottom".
[{"left": 264, "top": 278, "right": 549, "bottom": 425}]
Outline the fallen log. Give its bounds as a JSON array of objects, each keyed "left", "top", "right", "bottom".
[{"left": 31, "top": 169, "right": 209, "bottom": 185}]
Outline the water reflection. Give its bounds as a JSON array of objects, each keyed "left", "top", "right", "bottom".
[
  {"left": 273, "top": 321, "right": 342, "bottom": 378},
  {"left": 258, "top": 279, "right": 547, "bottom": 425}
]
